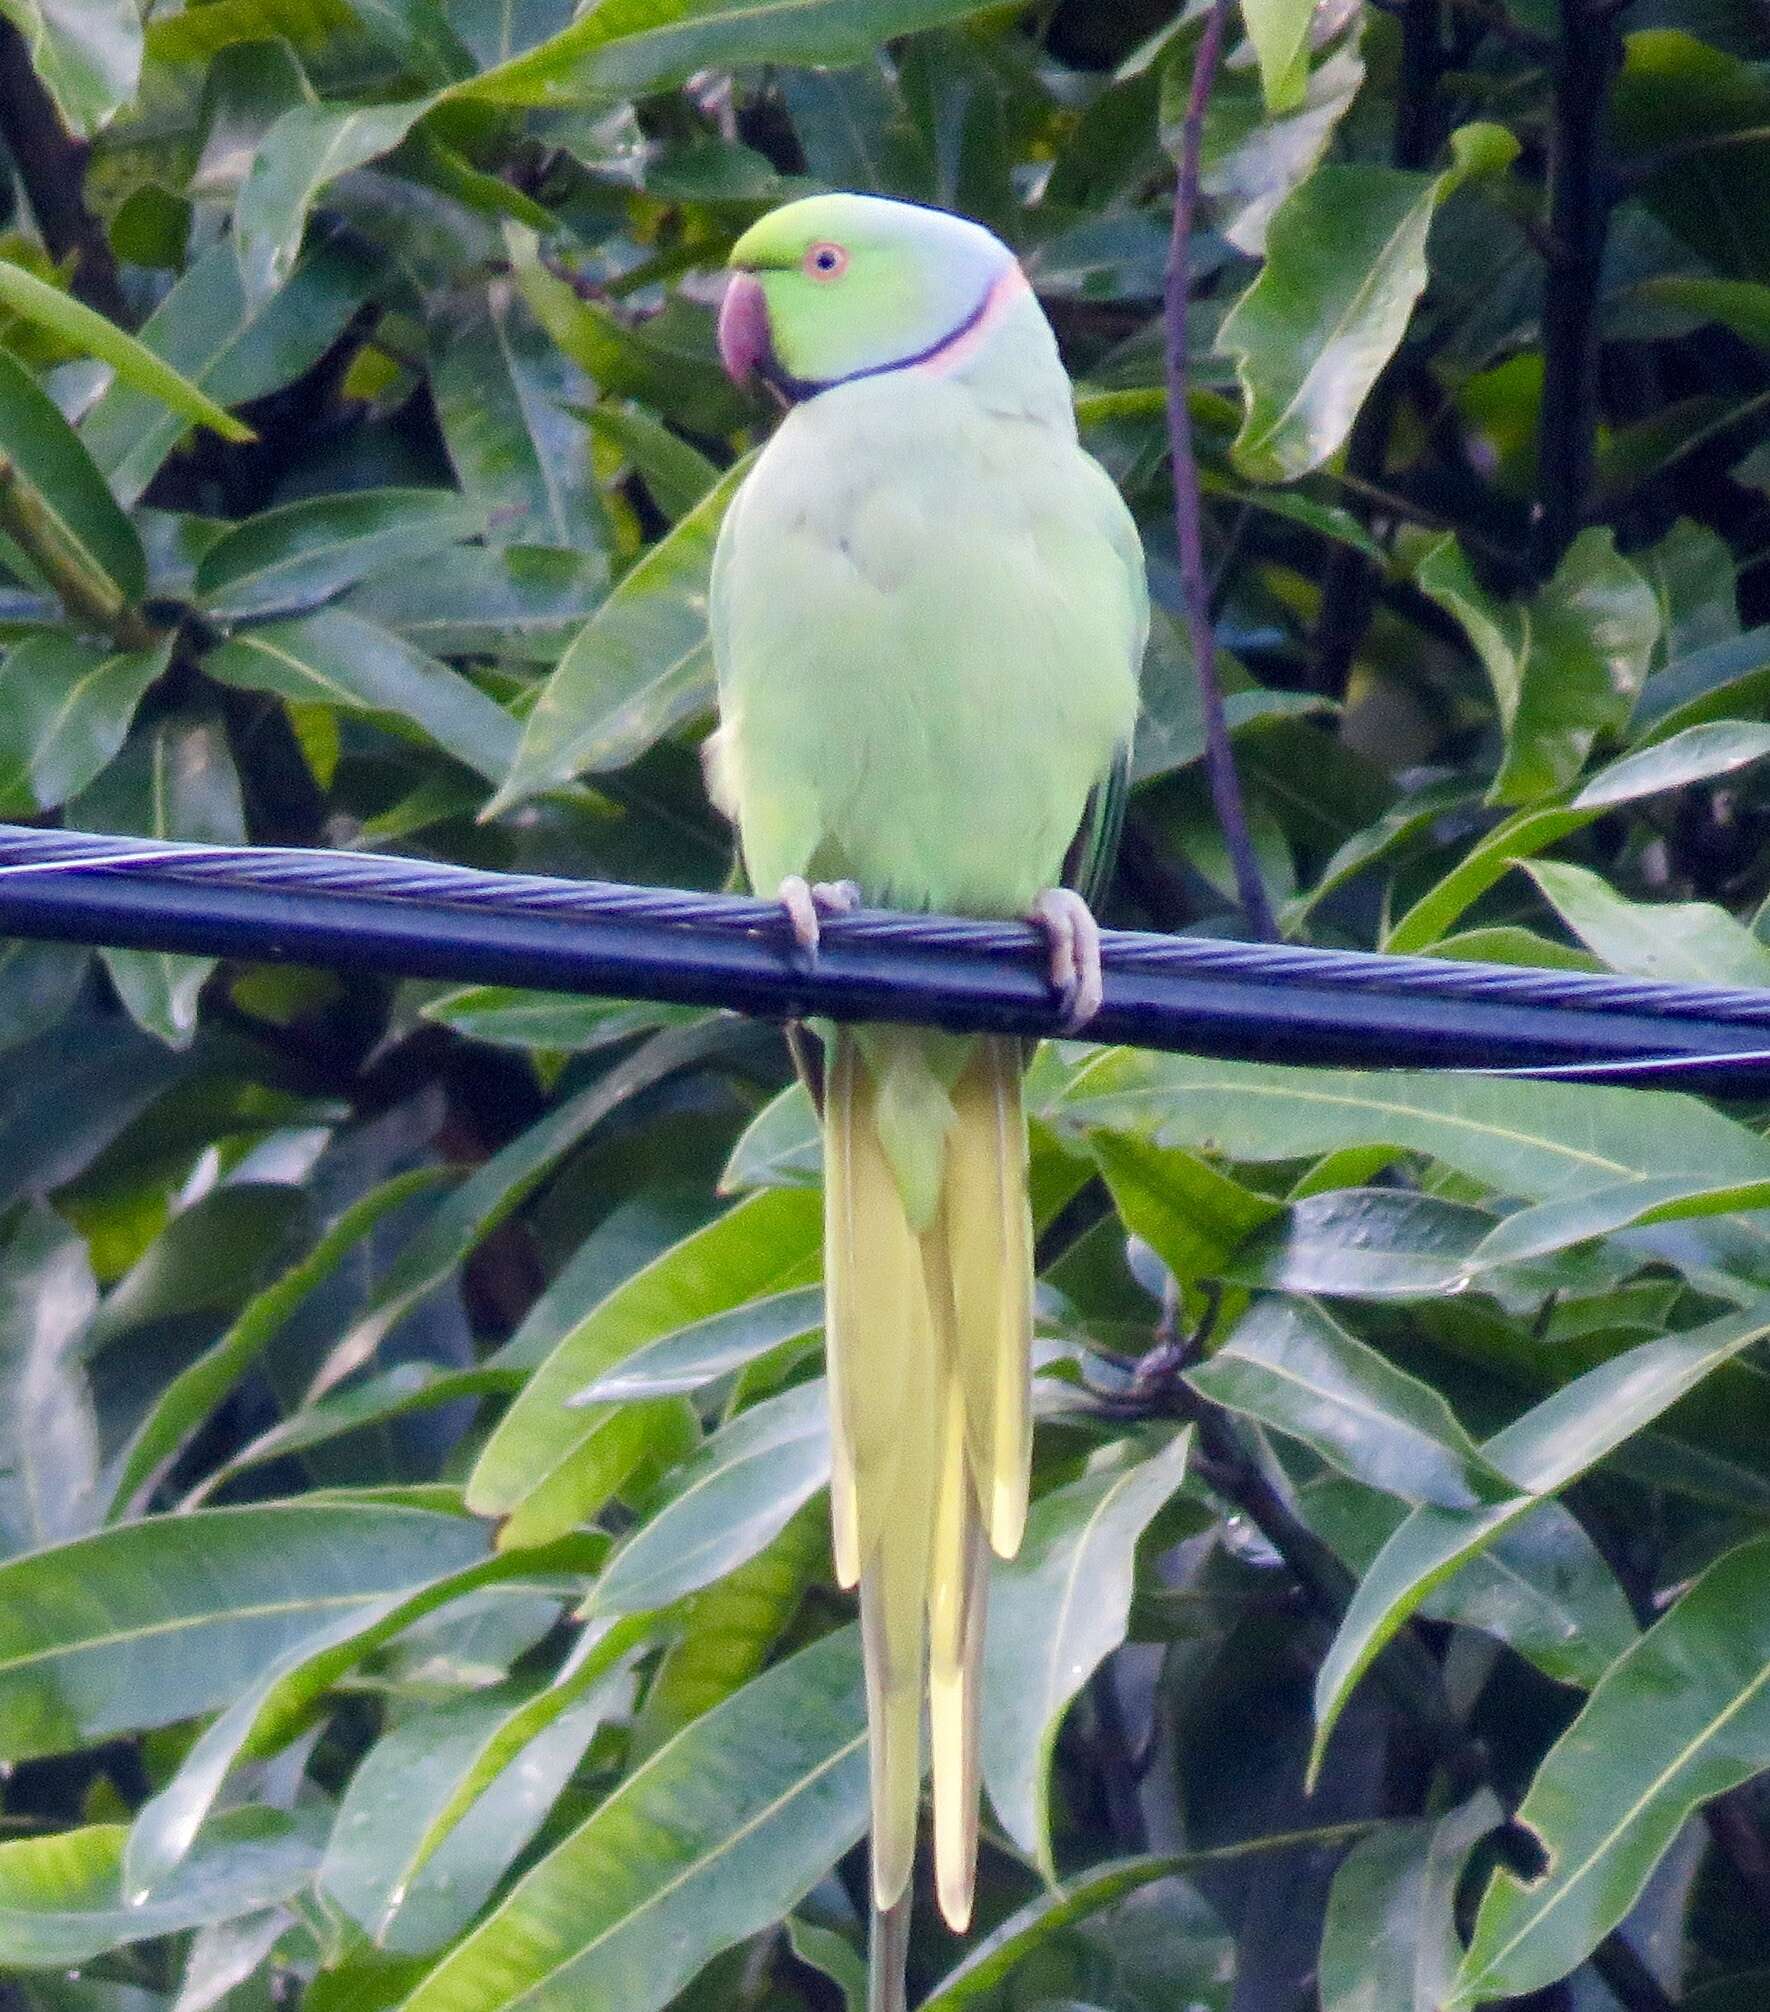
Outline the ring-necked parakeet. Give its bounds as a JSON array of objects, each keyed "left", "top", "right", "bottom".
[{"left": 707, "top": 192, "right": 1147, "bottom": 1999}]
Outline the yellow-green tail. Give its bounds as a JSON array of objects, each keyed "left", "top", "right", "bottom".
[{"left": 824, "top": 1027, "right": 1033, "bottom": 1995}]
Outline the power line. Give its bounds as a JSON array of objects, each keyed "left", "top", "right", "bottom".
[{"left": 1, "top": 823, "right": 1768, "bottom": 1091}]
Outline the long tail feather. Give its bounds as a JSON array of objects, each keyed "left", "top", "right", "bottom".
[
  {"left": 826, "top": 1030, "right": 938, "bottom": 1909},
  {"left": 825, "top": 1029, "right": 1034, "bottom": 1982},
  {"left": 867, "top": 1895, "right": 912, "bottom": 2012},
  {"left": 942, "top": 1039, "right": 1033, "bottom": 1557}
]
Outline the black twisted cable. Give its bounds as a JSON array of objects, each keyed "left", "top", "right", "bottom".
[{"left": 1, "top": 824, "right": 1768, "bottom": 1089}]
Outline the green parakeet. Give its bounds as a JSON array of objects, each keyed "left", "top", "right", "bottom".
[{"left": 708, "top": 192, "right": 1147, "bottom": 1995}]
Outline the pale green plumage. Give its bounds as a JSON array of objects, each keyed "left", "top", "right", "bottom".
[{"left": 707, "top": 193, "right": 1146, "bottom": 2006}]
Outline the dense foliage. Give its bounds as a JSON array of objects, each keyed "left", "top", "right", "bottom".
[{"left": 3, "top": 1, "right": 1770, "bottom": 2009}]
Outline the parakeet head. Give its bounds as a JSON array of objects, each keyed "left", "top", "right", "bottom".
[{"left": 718, "top": 193, "right": 1022, "bottom": 401}]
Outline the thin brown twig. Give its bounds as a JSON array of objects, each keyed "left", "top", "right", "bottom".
[{"left": 1162, "top": 0, "right": 1278, "bottom": 941}]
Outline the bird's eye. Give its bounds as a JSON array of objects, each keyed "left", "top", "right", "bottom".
[{"left": 804, "top": 242, "right": 848, "bottom": 281}]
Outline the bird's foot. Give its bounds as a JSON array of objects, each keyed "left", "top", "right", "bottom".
[
  {"left": 1030, "top": 887, "right": 1104, "bottom": 1033},
  {"left": 777, "top": 875, "right": 862, "bottom": 961}
]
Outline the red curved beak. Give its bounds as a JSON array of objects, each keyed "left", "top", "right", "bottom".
[{"left": 717, "top": 270, "right": 770, "bottom": 387}]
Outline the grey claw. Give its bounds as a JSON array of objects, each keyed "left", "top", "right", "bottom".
[
  {"left": 778, "top": 875, "right": 822, "bottom": 959},
  {"left": 1031, "top": 888, "right": 1104, "bottom": 1032}
]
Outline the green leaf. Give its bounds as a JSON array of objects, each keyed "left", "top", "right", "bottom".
[
  {"left": 981, "top": 1431, "right": 1190, "bottom": 1875},
  {"left": 105, "top": 1167, "right": 450, "bottom": 1520},
  {"left": 235, "top": 98, "right": 436, "bottom": 302},
  {"left": 0, "top": 630, "right": 168, "bottom": 809},
  {"left": 203, "top": 607, "right": 518, "bottom": 781},
  {"left": 396, "top": 1628, "right": 868, "bottom": 2012},
  {"left": 420, "top": 987, "right": 693, "bottom": 1053},
  {"left": 1312, "top": 1295, "right": 1770, "bottom": 1777},
  {"left": 0, "top": 1500, "right": 488, "bottom": 1762},
  {"left": 1189, "top": 1298, "right": 1502, "bottom": 1508},
  {"left": 1576, "top": 720, "right": 1770, "bottom": 802},
  {"left": 1239, "top": 0, "right": 1315, "bottom": 113},
  {"left": 0, "top": 347, "right": 145, "bottom": 607},
  {"left": 1218, "top": 124, "right": 1518, "bottom": 483},
  {"left": 1419, "top": 528, "right": 1661, "bottom": 805},
  {"left": 469, "top": 1185, "right": 822, "bottom": 1549},
  {"left": 0, "top": 938, "right": 89, "bottom": 1056},
  {"left": 1225, "top": 1189, "right": 1501, "bottom": 1299},
  {"left": 0, "top": 0, "right": 141, "bottom": 138},
  {"left": 584, "top": 405, "right": 721, "bottom": 523},
  {"left": 70, "top": 714, "right": 245, "bottom": 1047},
  {"left": 1526, "top": 859, "right": 1770, "bottom": 986},
  {"left": 308, "top": 1025, "right": 731, "bottom": 1405},
  {"left": 1303, "top": 1477, "right": 1637, "bottom": 1689},
  {"left": 196, "top": 488, "right": 487, "bottom": 620},
  {"left": 0, "top": 262, "right": 251, "bottom": 443},
  {"left": 456, "top": 0, "right": 1013, "bottom": 106},
  {"left": 720, "top": 1083, "right": 822, "bottom": 1193},
  {"left": 80, "top": 239, "right": 370, "bottom": 509},
  {"left": 124, "top": 1539, "right": 594, "bottom": 1905},
  {"left": 596, "top": 1380, "right": 828, "bottom": 1614},
  {"left": 484, "top": 457, "right": 750, "bottom": 815},
  {"left": 571, "top": 1284, "right": 822, "bottom": 1401},
  {"left": 1468, "top": 1174, "right": 1770, "bottom": 1274},
  {"left": 1319, "top": 1793, "right": 1504, "bottom": 2012},
  {"left": 0, "top": 1810, "right": 316, "bottom": 1969},
  {"left": 1060, "top": 1051, "right": 1770, "bottom": 1212},
  {"left": 1088, "top": 1130, "right": 1280, "bottom": 1289},
  {"left": 342, "top": 543, "right": 607, "bottom": 663},
  {"left": 1452, "top": 1535, "right": 1770, "bottom": 2003},
  {"left": 0, "top": 1205, "right": 97, "bottom": 1558},
  {"left": 320, "top": 1675, "right": 616, "bottom": 1955},
  {"left": 432, "top": 280, "right": 610, "bottom": 554}
]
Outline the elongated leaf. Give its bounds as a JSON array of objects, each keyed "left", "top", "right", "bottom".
[
  {"left": 1453, "top": 1536, "right": 1770, "bottom": 2003},
  {"left": 1527, "top": 859, "right": 1770, "bottom": 986},
  {"left": 0, "top": 1205, "right": 98, "bottom": 1557},
  {"left": 0, "top": 1810, "right": 316, "bottom": 1969},
  {"left": 0, "top": 630, "right": 168, "bottom": 809},
  {"left": 0, "top": 262, "right": 251, "bottom": 442},
  {"left": 0, "top": 347, "right": 145, "bottom": 606},
  {"left": 1226, "top": 1188, "right": 1501, "bottom": 1299},
  {"left": 1240, "top": 0, "right": 1314, "bottom": 112},
  {"left": 311, "top": 1021, "right": 735, "bottom": 1405},
  {"left": 981, "top": 1432, "right": 1190, "bottom": 1874},
  {"left": 1320, "top": 1793, "right": 1503, "bottom": 2012},
  {"left": 71, "top": 714, "right": 245, "bottom": 1047},
  {"left": 196, "top": 489, "right": 487, "bottom": 620},
  {"left": 0, "top": 0, "right": 140, "bottom": 138},
  {"left": 0, "top": 1501, "right": 489, "bottom": 1762},
  {"left": 433, "top": 279, "right": 608, "bottom": 554},
  {"left": 125, "top": 1539, "right": 595, "bottom": 1903},
  {"left": 322, "top": 1675, "right": 617, "bottom": 1955},
  {"left": 1469, "top": 1173, "right": 1770, "bottom": 1272},
  {"left": 80, "top": 240, "right": 369, "bottom": 508},
  {"left": 421, "top": 987, "right": 693, "bottom": 1053},
  {"left": 484, "top": 457, "right": 750, "bottom": 815},
  {"left": 1303, "top": 1478, "right": 1637, "bottom": 1689},
  {"left": 235, "top": 98, "right": 436, "bottom": 302},
  {"left": 721, "top": 1082, "right": 822, "bottom": 1193},
  {"left": 1311, "top": 1295, "right": 1770, "bottom": 1776},
  {"left": 1420, "top": 529, "right": 1661, "bottom": 804},
  {"left": 1582, "top": 720, "right": 1770, "bottom": 801},
  {"left": 1189, "top": 1297, "right": 1502, "bottom": 1509},
  {"left": 458, "top": 0, "right": 1011, "bottom": 106},
  {"left": 203, "top": 607, "right": 519, "bottom": 781},
  {"left": 106, "top": 1167, "right": 450, "bottom": 1519},
  {"left": 597, "top": 1380, "right": 828, "bottom": 1613},
  {"left": 572, "top": 1284, "right": 822, "bottom": 1400},
  {"left": 470, "top": 1185, "right": 822, "bottom": 1550},
  {"left": 1218, "top": 124, "right": 1517, "bottom": 483},
  {"left": 344, "top": 545, "right": 607, "bottom": 662},
  {"left": 396, "top": 1628, "right": 868, "bottom": 2012}
]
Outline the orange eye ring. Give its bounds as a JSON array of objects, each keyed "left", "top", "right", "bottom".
[{"left": 803, "top": 241, "right": 848, "bottom": 281}]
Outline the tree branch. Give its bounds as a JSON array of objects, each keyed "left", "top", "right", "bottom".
[
  {"left": 1308, "top": 0, "right": 1447, "bottom": 693},
  {"left": 1163, "top": 0, "right": 1278, "bottom": 941},
  {"left": 0, "top": 22, "right": 125, "bottom": 322},
  {"left": 1529, "top": 0, "right": 1623, "bottom": 579}
]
